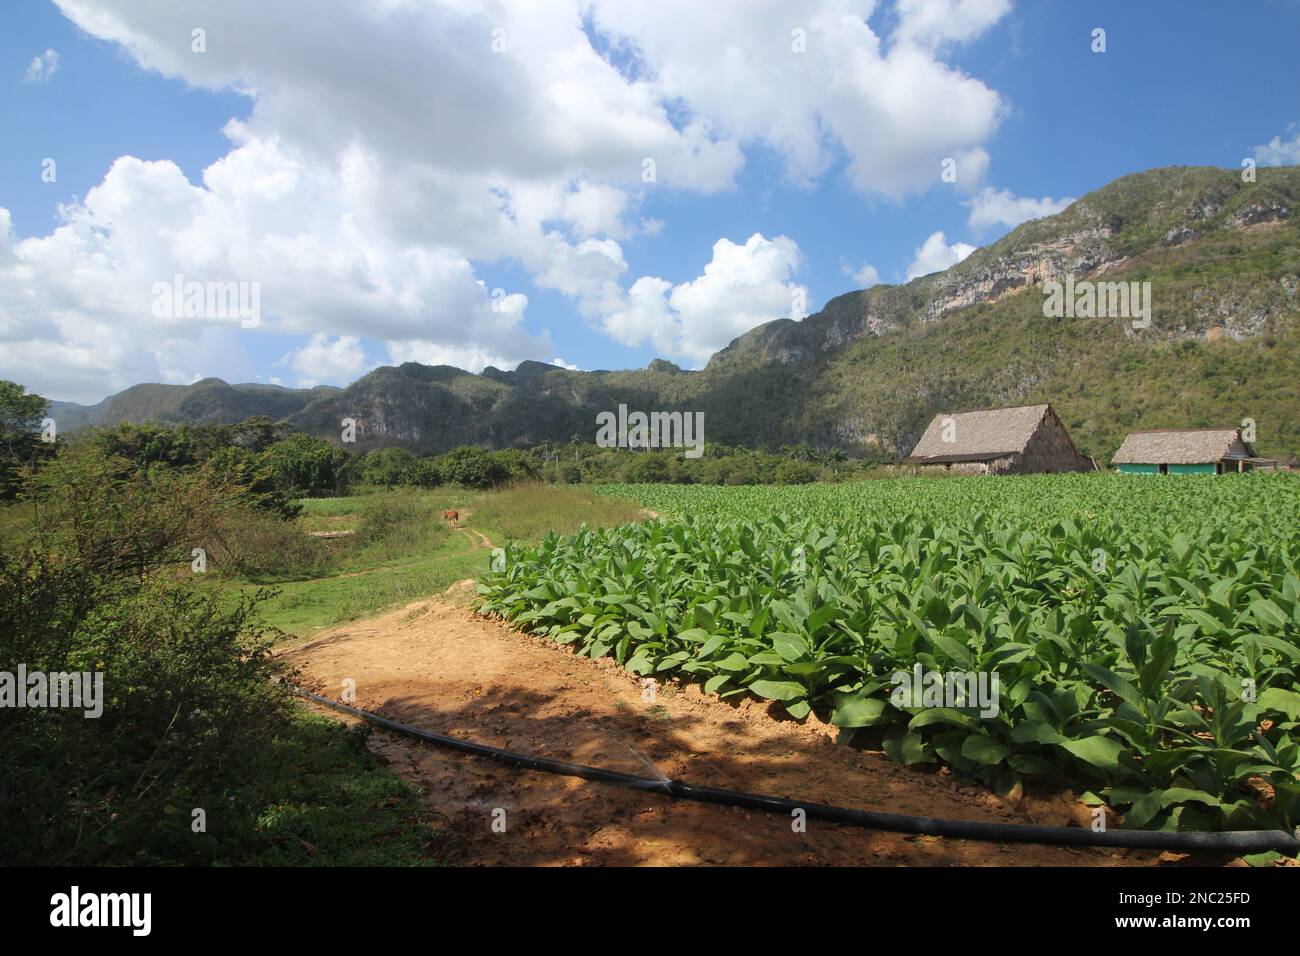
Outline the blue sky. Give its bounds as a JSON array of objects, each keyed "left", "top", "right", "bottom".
[{"left": 3, "top": 0, "right": 1299, "bottom": 403}]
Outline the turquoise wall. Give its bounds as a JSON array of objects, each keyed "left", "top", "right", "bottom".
[{"left": 1118, "top": 462, "right": 1221, "bottom": 475}]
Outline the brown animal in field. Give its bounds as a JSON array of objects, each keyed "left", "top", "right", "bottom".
[{"left": 442, "top": 509, "right": 459, "bottom": 527}]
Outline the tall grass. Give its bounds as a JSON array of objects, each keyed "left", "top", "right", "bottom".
[{"left": 466, "top": 484, "right": 646, "bottom": 541}]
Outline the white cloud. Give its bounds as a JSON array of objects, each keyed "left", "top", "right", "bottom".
[
  {"left": 0, "top": 144, "right": 551, "bottom": 402},
  {"left": 532, "top": 236, "right": 629, "bottom": 319},
  {"left": 551, "top": 356, "right": 580, "bottom": 370},
  {"left": 906, "top": 230, "right": 975, "bottom": 279},
  {"left": 967, "top": 186, "right": 1074, "bottom": 230},
  {"left": 386, "top": 341, "right": 517, "bottom": 373},
  {"left": 585, "top": 0, "right": 1008, "bottom": 197},
  {"left": 843, "top": 260, "right": 881, "bottom": 287},
  {"left": 24, "top": 49, "right": 60, "bottom": 83},
  {"left": 53, "top": 0, "right": 741, "bottom": 192},
  {"left": 561, "top": 182, "right": 631, "bottom": 239},
  {"left": 54, "top": 0, "right": 1009, "bottom": 200},
  {"left": 1255, "top": 126, "right": 1300, "bottom": 166},
  {"left": 8, "top": 1, "right": 1017, "bottom": 401},
  {"left": 601, "top": 276, "right": 676, "bottom": 354},
  {"left": 601, "top": 233, "right": 806, "bottom": 364},
  {"left": 283, "top": 334, "right": 368, "bottom": 387},
  {"left": 893, "top": 0, "right": 1012, "bottom": 49}
]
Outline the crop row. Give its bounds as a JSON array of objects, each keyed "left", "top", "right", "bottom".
[{"left": 478, "top": 475, "right": 1300, "bottom": 834}]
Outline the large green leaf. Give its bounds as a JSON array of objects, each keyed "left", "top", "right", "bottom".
[
  {"left": 1060, "top": 736, "right": 1129, "bottom": 774},
  {"left": 960, "top": 734, "right": 1010, "bottom": 765},
  {"left": 748, "top": 680, "right": 807, "bottom": 703}
]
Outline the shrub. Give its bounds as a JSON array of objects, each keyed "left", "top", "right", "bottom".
[
  {"left": 622, "top": 453, "right": 671, "bottom": 483},
  {"left": 0, "top": 380, "right": 50, "bottom": 500},
  {"left": 262, "top": 433, "right": 351, "bottom": 497},
  {"left": 362, "top": 447, "right": 418, "bottom": 487},
  {"left": 488, "top": 448, "right": 540, "bottom": 483},
  {"left": 355, "top": 490, "right": 447, "bottom": 559},
  {"left": 0, "top": 444, "right": 291, "bottom": 864},
  {"left": 412, "top": 457, "right": 443, "bottom": 487},
  {"left": 437, "top": 445, "right": 506, "bottom": 489},
  {"left": 774, "top": 460, "right": 818, "bottom": 484}
]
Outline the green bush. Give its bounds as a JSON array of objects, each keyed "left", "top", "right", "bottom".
[
  {"left": 437, "top": 445, "right": 506, "bottom": 489},
  {"left": 488, "top": 448, "right": 540, "bottom": 483},
  {"left": 263, "top": 433, "right": 350, "bottom": 497},
  {"left": 412, "top": 457, "right": 443, "bottom": 487},
  {"left": 0, "top": 444, "right": 291, "bottom": 864},
  {"left": 622, "top": 453, "right": 671, "bottom": 483},
  {"left": 774, "top": 460, "right": 818, "bottom": 484},
  {"left": 0, "top": 380, "right": 51, "bottom": 500},
  {"left": 362, "top": 447, "right": 418, "bottom": 487}
]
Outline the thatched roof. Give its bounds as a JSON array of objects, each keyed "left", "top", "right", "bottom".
[
  {"left": 907, "top": 404, "right": 1051, "bottom": 462},
  {"left": 1111, "top": 428, "right": 1255, "bottom": 464}
]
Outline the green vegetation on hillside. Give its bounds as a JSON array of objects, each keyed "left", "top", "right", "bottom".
[{"left": 37, "top": 166, "right": 1300, "bottom": 464}]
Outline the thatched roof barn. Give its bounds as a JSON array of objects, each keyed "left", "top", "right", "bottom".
[
  {"left": 1112, "top": 428, "right": 1276, "bottom": 474},
  {"left": 904, "top": 403, "right": 1095, "bottom": 475}
]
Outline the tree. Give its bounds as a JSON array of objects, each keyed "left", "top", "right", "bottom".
[
  {"left": 229, "top": 415, "right": 290, "bottom": 453},
  {"left": 412, "top": 457, "right": 443, "bottom": 488},
  {"left": 623, "top": 453, "right": 670, "bottom": 483},
  {"left": 436, "top": 446, "right": 506, "bottom": 489},
  {"left": 362, "top": 447, "right": 418, "bottom": 486},
  {"left": 0, "top": 380, "right": 49, "bottom": 498},
  {"left": 775, "top": 460, "right": 818, "bottom": 484},
  {"left": 489, "top": 448, "right": 540, "bottom": 483},
  {"left": 262, "top": 433, "right": 350, "bottom": 497}
]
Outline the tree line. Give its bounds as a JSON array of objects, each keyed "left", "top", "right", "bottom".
[{"left": 0, "top": 380, "right": 881, "bottom": 501}]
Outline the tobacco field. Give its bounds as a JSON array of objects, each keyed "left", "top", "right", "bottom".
[{"left": 476, "top": 474, "right": 1300, "bottom": 833}]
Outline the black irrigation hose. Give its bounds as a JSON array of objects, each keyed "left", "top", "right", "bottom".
[{"left": 292, "top": 687, "right": 1300, "bottom": 854}]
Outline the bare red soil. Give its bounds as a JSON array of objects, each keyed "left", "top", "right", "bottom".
[{"left": 281, "top": 591, "right": 1234, "bottom": 867}]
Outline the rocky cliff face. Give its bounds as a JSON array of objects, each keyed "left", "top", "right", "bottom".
[
  {"left": 924, "top": 225, "right": 1119, "bottom": 321},
  {"left": 713, "top": 166, "right": 1297, "bottom": 369}
]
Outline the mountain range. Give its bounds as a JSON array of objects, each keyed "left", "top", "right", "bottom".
[{"left": 45, "top": 165, "right": 1300, "bottom": 463}]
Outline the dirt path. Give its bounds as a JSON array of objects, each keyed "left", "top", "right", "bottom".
[
  {"left": 456, "top": 526, "right": 495, "bottom": 550},
  {"left": 279, "top": 596, "right": 1227, "bottom": 867}
]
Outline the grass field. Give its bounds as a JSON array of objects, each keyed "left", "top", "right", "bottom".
[
  {"left": 214, "top": 713, "right": 448, "bottom": 866},
  {"left": 217, "top": 484, "right": 646, "bottom": 638}
]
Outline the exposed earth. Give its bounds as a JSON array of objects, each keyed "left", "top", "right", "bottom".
[{"left": 278, "top": 589, "right": 1240, "bottom": 867}]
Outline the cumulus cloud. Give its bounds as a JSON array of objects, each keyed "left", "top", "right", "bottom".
[
  {"left": 586, "top": 0, "right": 1008, "bottom": 197},
  {"left": 53, "top": 0, "right": 741, "bottom": 191},
  {"left": 24, "top": 49, "right": 60, "bottom": 83},
  {"left": 386, "top": 341, "right": 520, "bottom": 372},
  {"left": 843, "top": 260, "right": 881, "bottom": 288},
  {"left": 8, "top": 0, "right": 1015, "bottom": 401},
  {"left": 906, "top": 230, "right": 975, "bottom": 279},
  {"left": 967, "top": 186, "right": 1074, "bottom": 230},
  {"left": 893, "top": 0, "right": 1012, "bottom": 49},
  {"left": 551, "top": 356, "right": 580, "bottom": 370},
  {"left": 1255, "top": 126, "right": 1300, "bottom": 166},
  {"left": 601, "top": 233, "right": 806, "bottom": 365},
  {"left": 0, "top": 143, "right": 551, "bottom": 401},
  {"left": 283, "top": 334, "right": 369, "bottom": 387}
]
